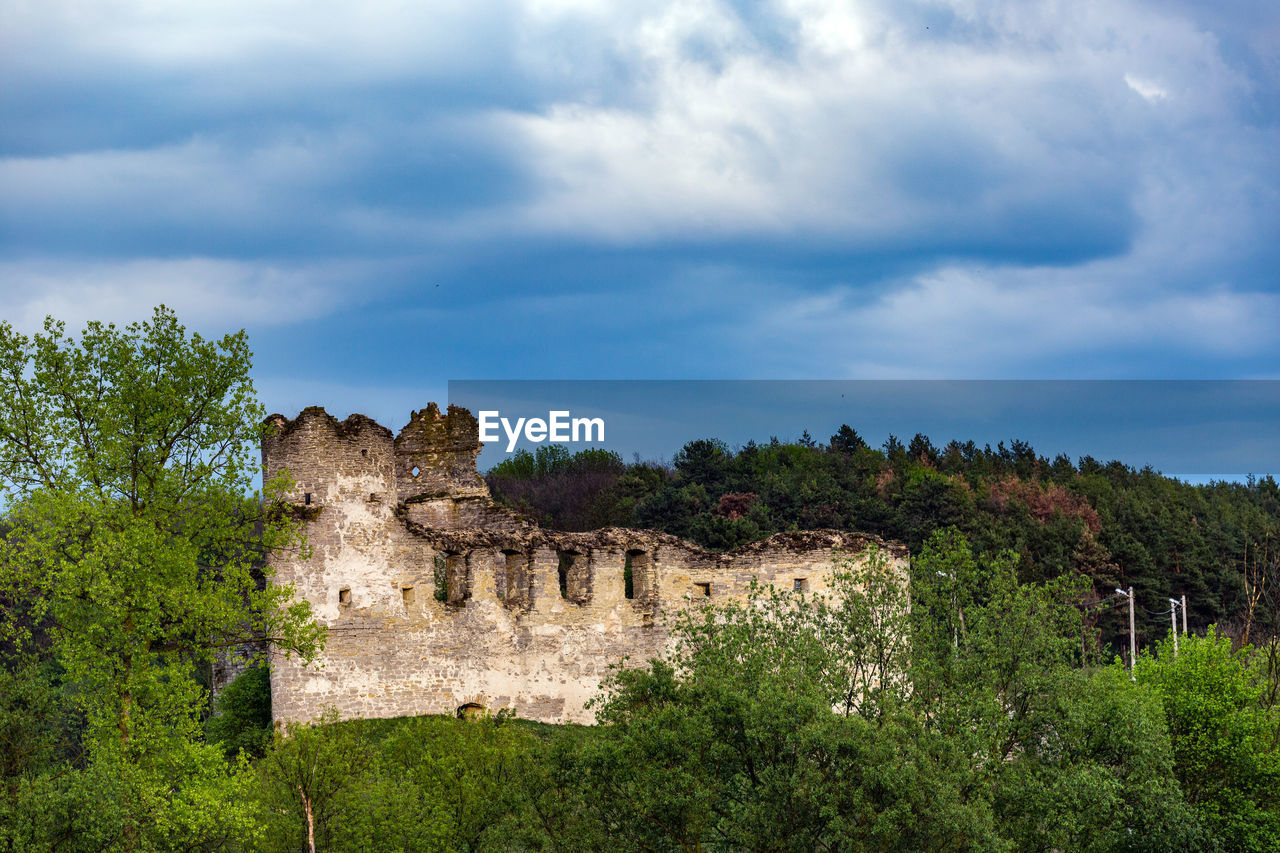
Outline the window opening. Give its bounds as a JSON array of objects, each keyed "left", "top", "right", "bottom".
[
  {"left": 558, "top": 550, "right": 588, "bottom": 603},
  {"left": 502, "top": 550, "right": 527, "bottom": 607},
  {"left": 558, "top": 553, "right": 570, "bottom": 599},
  {"left": 445, "top": 553, "right": 468, "bottom": 605},
  {"left": 625, "top": 549, "right": 650, "bottom": 600},
  {"left": 695, "top": 582, "right": 711, "bottom": 598},
  {"left": 338, "top": 587, "right": 351, "bottom": 606},
  {"left": 793, "top": 578, "right": 809, "bottom": 593}
]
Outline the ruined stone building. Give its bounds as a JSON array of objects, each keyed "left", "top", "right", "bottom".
[{"left": 258, "top": 403, "right": 907, "bottom": 725}]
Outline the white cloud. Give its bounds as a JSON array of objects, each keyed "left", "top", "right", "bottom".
[
  {"left": 730, "top": 259, "right": 1280, "bottom": 378},
  {"left": 0, "top": 257, "right": 370, "bottom": 334},
  {"left": 481, "top": 0, "right": 1246, "bottom": 246},
  {"left": 2, "top": 0, "right": 516, "bottom": 79},
  {"left": 1125, "top": 74, "right": 1170, "bottom": 102},
  {"left": 2, "top": 0, "right": 1263, "bottom": 254}
]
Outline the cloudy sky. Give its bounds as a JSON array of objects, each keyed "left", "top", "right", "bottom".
[{"left": 2, "top": 0, "right": 1277, "bottom": 431}]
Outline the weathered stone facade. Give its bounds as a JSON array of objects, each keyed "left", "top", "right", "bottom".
[{"left": 261, "top": 403, "right": 908, "bottom": 725}]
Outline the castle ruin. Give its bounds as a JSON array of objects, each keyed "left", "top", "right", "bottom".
[{"left": 259, "top": 403, "right": 908, "bottom": 725}]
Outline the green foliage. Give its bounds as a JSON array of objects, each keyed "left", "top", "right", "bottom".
[
  {"left": 1, "top": 733, "right": 265, "bottom": 852},
  {"left": 488, "top": 428, "right": 1280, "bottom": 655},
  {"left": 485, "top": 445, "right": 631, "bottom": 530},
  {"left": 0, "top": 654, "right": 83, "bottom": 781},
  {"left": 206, "top": 666, "right": 273, "bottom": 759},
  {"left": 252, "top": 712, "right": 542, "bottom": 853},
  {"left": 908, "top": 530, "right": 1206, "bottom": 851},
  {"left": 988, "top": 665, "right": 1204, "bottom": 852},
  {"left": 1139, "top": 629, "right": 1280, "bottom": 851},
  {"left": 544, "top": 545, "right": 995, "bottom": 850},
  {"left": 523, "top": 530, "right": 1211, "bottom": 852},
  {"left": 488, "top": 445, "right": 623, "bottom": 480},
  {"left": 0, "top": 307, "right": 322, "bottom": 848}
]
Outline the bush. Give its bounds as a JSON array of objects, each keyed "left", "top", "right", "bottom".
[{"left": 206, "top": 666, "right": 273, "bottom": 759}]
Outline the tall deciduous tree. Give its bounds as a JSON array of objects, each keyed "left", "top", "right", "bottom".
[{"left": 0, "top": 306, "right": 322, "bottom": 849}]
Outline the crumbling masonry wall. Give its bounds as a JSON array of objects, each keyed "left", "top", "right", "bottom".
[{"left": 261, "top": 404, "right": 908, "bottom": 725}]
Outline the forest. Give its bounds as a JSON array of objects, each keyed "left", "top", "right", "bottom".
[
  {"left": 2, "top": 309, "right": 1279, "bottom": 851},
  {"left": 486, "top": 431, "right": 1280, "bottom": 653}
]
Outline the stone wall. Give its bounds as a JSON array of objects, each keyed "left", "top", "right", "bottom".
[{"left": 260, "top": 404, "right": 908, "bottom": 725}]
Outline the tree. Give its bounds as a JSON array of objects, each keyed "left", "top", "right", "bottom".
[
  {"left": 0, "top": 307, "right": 322, "bottom": 849},
  {"left": 830, "top": 424, "right": 867, "bottom": 453},
  {"left": 253, "top": 713, "right": 543, "bottom": 853},
  {"left": 206, "top": 666, "right": 273, "bottom": 760},
  {"left": 560, "top": 549, "right": 1001, "bottom": 851},
  {"left": 912, "top": 529, "right": 1203, "bottom": 851},
  {"left": 1139, "top": 629, "right": 1280, "bottom": 851}
]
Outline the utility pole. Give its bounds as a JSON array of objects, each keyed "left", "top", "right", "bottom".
[
  {"left": 1117, "top": 587, "right": 1137, "bottom": 679},
  {"left": 938, "top": 570, "right": 965, "bottom": 648},
  {"left": 1169, "top": 598, "right": 1180, "bottom": 656},
  {"left": 1131, "top": 584, "right": 1141, "bottom": 671},
  {"left": 1130, "top": 586, "right": 1137, "bottom": 675},
  {"left": 1182, "top": 594, "right": 1188, "bottom": 634}
]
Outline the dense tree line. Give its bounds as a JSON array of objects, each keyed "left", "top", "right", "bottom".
[{"left": 487, "top": 435, "right": 1280, "bottom": 652}]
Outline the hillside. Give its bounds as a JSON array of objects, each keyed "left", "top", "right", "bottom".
[{"left": 487, "top": 431, "right": 1280, "bottom": 650}]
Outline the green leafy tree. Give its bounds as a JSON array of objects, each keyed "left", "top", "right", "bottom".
[
  {"left": 206, "top": 666, "right": 273, "bottom": 760},
  {"left": 253, "top": 713, "right": 542, "bottom": 853},
  {"left": 0, "top": 307, "right": 322, "bottom": 849},
  {"left": 560, "top": 549, "right": 1000, "bottom": 851},
  {"left": 256, "top": 713, "right": 377, "bottom": 853},
  {"left": 913, "top": 529, "right": 1203, "bottom": 851},
  {"left": 1139, "top": 629, "right": 1280, "bottom": 851}
]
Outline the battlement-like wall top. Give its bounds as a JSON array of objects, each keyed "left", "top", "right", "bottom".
[
  {"left": 394, "top": 403, "right": 488, "bottom": 503},
  {"left": 263, "top": 405, "right": 909, "bottom": 563},
  {"left": 264, "top": 406, "right": 395, "bottom": 442},
  {"left": 263, "top": 403, "right": 489, "bottom": 504}
]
